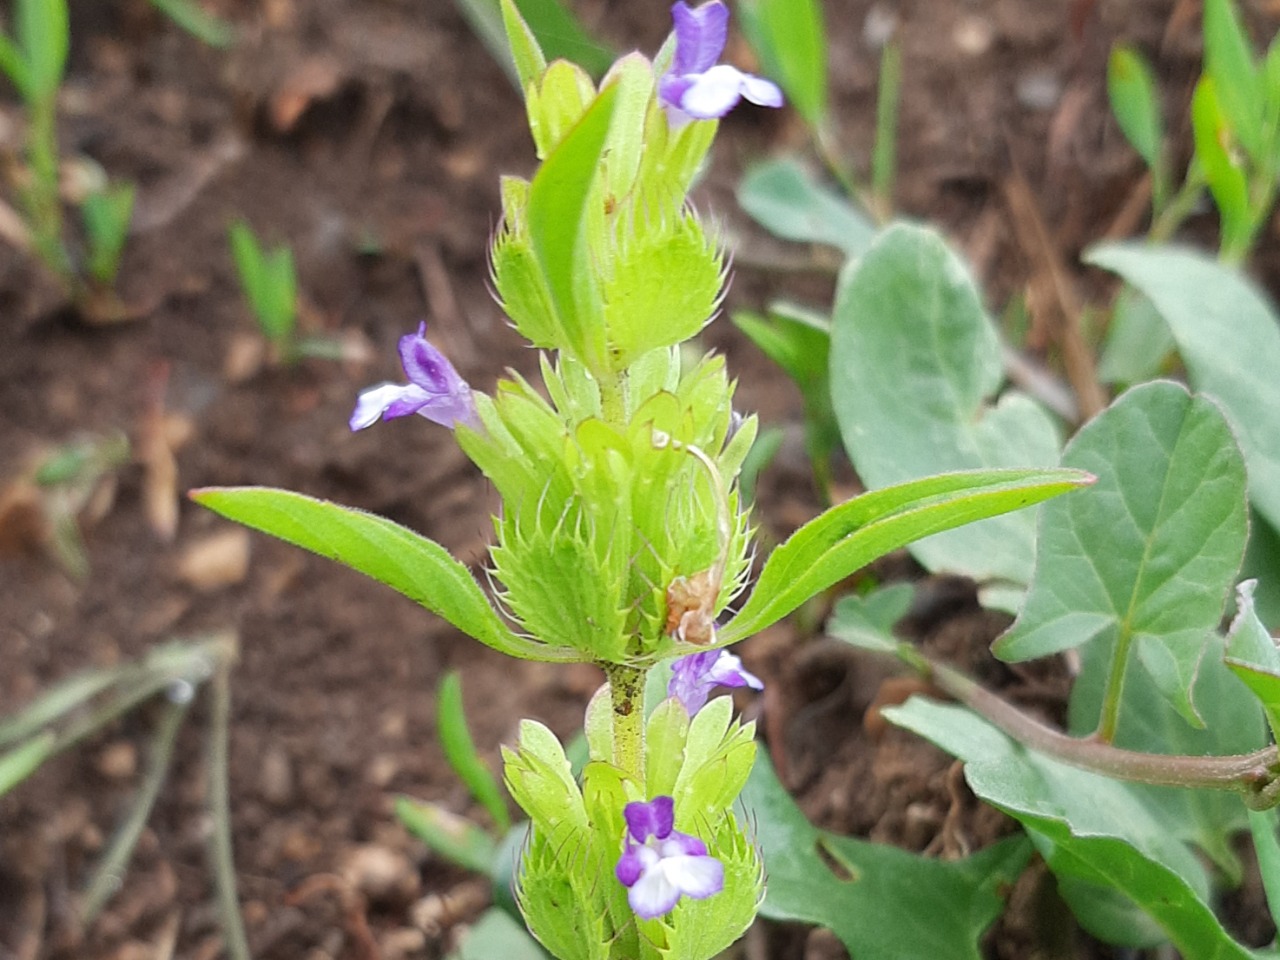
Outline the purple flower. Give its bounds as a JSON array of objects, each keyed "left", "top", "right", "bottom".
[
  {"left": 668, "top": 649, "right": 763, "bottom": 715},
  {"left": 615, "top": 796, "right": 724, "bottom": 918},
  {"left": 350, "top": 323, "right": 477, "bottom": 432},
  {"left": 658, "top": 1, "right": 784, "bottom": 121}
]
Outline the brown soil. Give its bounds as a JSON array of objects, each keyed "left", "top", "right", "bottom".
[{"left": 0, "top": 1, "right": 1273, "bottom": 959}]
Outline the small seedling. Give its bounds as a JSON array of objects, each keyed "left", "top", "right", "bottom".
[
  {"left": 0, "top": 0, "right": 137, "bottom": 318},
  {"left": 149, "top": 0, "right": 234, "bottom": 48},
  {"left": 228, "top": 220, "right": 351, "bottom": 365}
]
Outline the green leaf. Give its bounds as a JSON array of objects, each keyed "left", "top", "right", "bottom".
[
  {"left": 994, "top": 382, "right": 1249, "bottom": 728},
  {"left": 0, "top": 33, "right": 32, "bottom": 97},
  {"left": 456, "top": 0, "right": 612, "bottom": 90},
  {"left": 0, "top": 732, "right": 55, "bottom": 795},
  {"left": 82, "top": 183, "right": 136, "bottom": 286},
  {"left": 437, "top": 672, "right": 511, "bottom": 831},
  {"left": 1249, "top": 808, "right": 1280, "bottom": 926},
  {"left": 737, "top": 158, "right": 874, "bottom": 256},
  {"left": 1225, "top": 580, "right": 1280, "bottom": 743},
  {"left": 1086, "top": 243, "right": 1280, "bottom": 533},
  {"left": 498, "top": 0, "right": 546, "bottom": 93},
  {"left": 190, "top": 487, "right": 575, "bottom": 662},
  {"left": 17, "top": 0, "right": 68, "bottom": 99},
  {"left": 831, "top": 223, "right": 1063, "bottom": 611},
  {"left": 396, "top": 797, "right": 498, "bottom": 875},
  {"left": 228, "top": 221, "right": 296, "bottom": 347},
  {"left": 501, "top": 719, "right": 587, "bottom": 838},
  {"left": 732, "top": 304, "right": 839, "bottom": 492},
  {"left": 1203, "top": 0, "right": 1264, "bottom": 162},
  {"left": 718, "top": 467, "right": 1092, "bottom": 645},
  {"left": 1191, "top": 76, "right": 1255, "bottom": 256},
  {"left": 887, "top": 698, "right": 1260, "bottom": 959},
  {"left": 1068, "top": 630, "right": 1266, "bottom": 881},
  {"left": 744, "top": 749, "right": 1030, "bottom": 959},
  {"left": 828, "top": 582, "right": 915, "bottom": 654},
  {"left": 1243, "top": 513, "right": 1280, "bottom": 630},
  {"left": 1097, "top": 287, "right": 1174, "bottom": 386},
  {"left": 448, "top": 907, "right": 550, "bottom": 960},
  {"left": 1108, "top": 46, "right": 1164, "bottom": 182},
  {"left": 871, "top": 40, "right": 902, "bottom": 213},
  {"left": 733, "top": 304, "right": 829, "bottom": 387},
  {"left": 148, "top": 0, "right": 235, "bottom": 47},
  {"left": 736, "top": 0, "right": 827, "bottom": 128},
  {"left": 526, "top": 83, "right": 617, "bottom": 371}
]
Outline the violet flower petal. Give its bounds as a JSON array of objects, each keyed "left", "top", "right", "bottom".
[
  {"left": 616, "top": 796, "right": 726, "bottom": 919},
  {"left": 678, "top": 64, "right": 784, "bottom": 119},
  {"left": 625, "top": 796, "right": 675, "bottom": 843},
  {"left": 658, "top": 1, "right": 784, "bottom": 122},
  {"left": 627, "top": 853, "right": 725, "bottom": 918},
  {"left": 670, "top": 0, "right": 728, "bottom": 76},
  {"left": 668, "top": 649, "right": 763, "bottom": 714},
  {"left": 349, "top": 323, "right": 477, "bottom": 431},
  {"left": 615, "top": 843, "right": 655, "bottom": 887}
]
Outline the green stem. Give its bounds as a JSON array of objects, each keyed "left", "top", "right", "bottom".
[
  {"left": 25, "top": 93, "right": 72, "bottom": 286},
  {"left": 1147, "top": 170, "right": 1205, "bottom": 244},
  {"left": 1095, "top": 627, "right": 1132, "bottom": 743},
  {"left": 911, "top": 651, "right": 1280, "bottom": 810},
  {"left": 605, "top": 662, "right": 645, "bottom": 787},
  {"left": 599, "top": 370, "right": 626, "bottom": 424},
  {"left": 208, "top": 665, "right": 251, "bottom": 960}
]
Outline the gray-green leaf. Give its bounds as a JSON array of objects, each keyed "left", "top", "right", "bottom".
[
  {"left": 831, "top": 223, "right": 1062, "bottom": 611},
  {"left": 1086, "top": 243, "right": 1280, "bottom": 532},
  {"left": 737, "top": 159, "right": 874, "bottom": 256}
]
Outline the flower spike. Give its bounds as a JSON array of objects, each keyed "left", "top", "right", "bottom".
[
  {"left": 669, "top": 648, "right": 763, "bottom": 714},
  {"left": 350, "top": 323, "right": 478, "bottom": 431},
  {"left": 658, "top": 1, "right": 784, "bottom": 121},
  {"left": 615, "top": 796, "right": 725, "bottom": 918}
]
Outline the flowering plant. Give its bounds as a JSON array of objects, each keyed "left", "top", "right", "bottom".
[{"left": 192, "top": 2, "right": 1087, "bottom": 955}]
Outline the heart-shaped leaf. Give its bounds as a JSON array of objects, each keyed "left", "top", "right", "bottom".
[{"left": 994, "top": 382, "right": 1249, "bottom": 729}]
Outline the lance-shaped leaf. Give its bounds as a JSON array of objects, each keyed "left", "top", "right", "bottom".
[
  {"left": 191, "top": 487, "right": 576, "bottom": 662},
  {"left": 717, "top": 467, "right": 1091, "bottom": 645},
  {"left": 1225, "top": 580, "right": 1280, "bottom": 743},
  {"left": 994, "top": 382, "right": 1248, "bottom": 728},
  {"left": 526, "top": 83, "right": 617, "bottom": 371},
  {"left": 887, "top": 698, "right": 1259, "bottom": 960},
  {"left": 831, "top": 223, "right": 1062, "bottom": 611},
  {"left": 1108, "top": 46, "right": 1164, "bottom": 182},
  {"left": 1086, "top": 244, "right": 1280, "bottom": 532},
  {"left": 736, "top": 0, "right": 827, "bottom": 128},
  {"left": 744, "top": 749, "right": 1030, "bottom": 960}
]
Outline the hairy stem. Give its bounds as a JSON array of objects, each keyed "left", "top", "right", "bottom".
[
  {"left": 599, "top": 371, "right": 626, "bottom": 424},
  {"left": 605, "top": 662, "right": 646, "bottom": 786}
]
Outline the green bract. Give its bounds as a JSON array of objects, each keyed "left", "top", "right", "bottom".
[
  {"left": 505, "top": 698, "right": 762, "bottom": 960},
  {"left": 459, "top": 348, "right": 754, "bottom": 664}
]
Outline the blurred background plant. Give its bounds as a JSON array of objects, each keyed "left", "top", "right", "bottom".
[{"left": 0, "top": 632, "right": 249, "bottom": 959}]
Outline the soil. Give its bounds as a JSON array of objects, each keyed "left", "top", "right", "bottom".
[{"left": 0, "top": 1, "right": 1275, "bottom": 959}]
